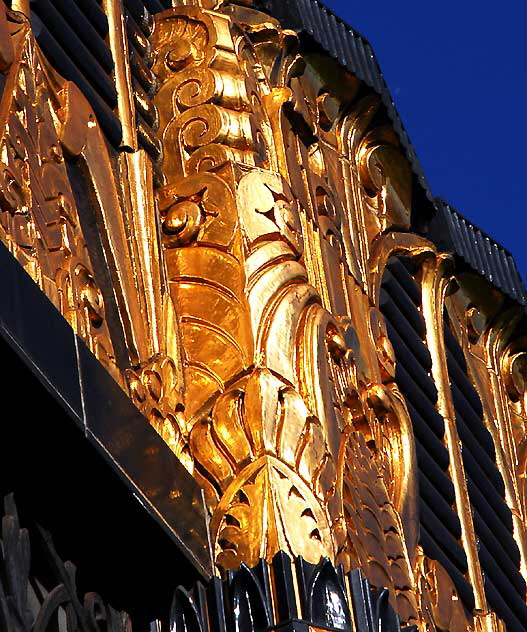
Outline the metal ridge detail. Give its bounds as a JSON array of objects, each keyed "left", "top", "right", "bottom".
[{"left": 431, "top": 200, "right": 527, "bottom": 306}]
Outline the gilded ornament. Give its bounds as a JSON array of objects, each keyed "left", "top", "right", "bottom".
[{"left": 1, "top": 2, "right": 525, "bottom": 630}]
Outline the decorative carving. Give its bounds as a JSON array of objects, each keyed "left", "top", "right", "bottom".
[
  {"left": 414, "top": 549, "right": 472, "bottom": 632},
  {"left": 0, "top": 494, "right": 418, "bottom": 632},
  {"left": 151, "top": 7, "right": 257, "bottom": 432},
  {"left": 0, "top": 3, "right": 187, "bottom": 475},
  {"left": 336, "top": 429, "right": 417, "bottom": 623},
  {"left": 150, "top": 5, "right": 437, "bottom": 625},
  {"left": 0, "top": 10, "right": 116, "bottom": 369},
  {"left": 3, "top": 1, "right": 524, "bottom": 630},
  {"left": 194, "top": 368, "right": 335, "bottom": 569},
  {"left": 357, "top": 123, "right": 412, "bottom": 234},
  {"left": 129, "top": 355, "right": 191, "bottom": 472},
  {"left": 156, "top": 172, "right": 253, "bottom": 424},
  {"left": 446, "top": 285, "right": 527, "bottom": 588}
]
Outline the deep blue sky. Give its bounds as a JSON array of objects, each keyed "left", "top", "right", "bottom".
[{"left": 326, "top": 1, "right": 527, "bottom": 285}]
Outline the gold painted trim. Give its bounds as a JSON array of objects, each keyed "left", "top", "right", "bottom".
[
  {"left": 10, "top": 1, "right": 29, "bottom": 17},
  {"left": 485, "top": 320, "right": 527, "bottom": 584},
  {"left": 369, "top": 231, "right": 436, "bottom": 304},
  {"left": 445, "top": 286, "right": 527, "bottom": 589},
  {"left": 420, "top": 254, "right": 488, "bottom": 613},
  {"left": 103, "top": 0, "right": 138, "bottom": 151}
]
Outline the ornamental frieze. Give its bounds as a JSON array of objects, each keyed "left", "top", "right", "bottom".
[{"left": 0, "top": 2, "right": 525, "bottom": 632}]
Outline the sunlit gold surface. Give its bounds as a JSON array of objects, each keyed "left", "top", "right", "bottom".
[
  {"left": 447, "top": 281, "right": 527, "bottom": 587},
  {"left": 0, "top": 10, "right": 116, "bottom": 373},
  {"left": 103, "top": 0, "right": 138, "bottom": 151},
  {"left": 420, "top": 255, "right": 487, "bottom": 612},
  {"left": 0, "top": 2, "right": 526, "bottom": 630}
]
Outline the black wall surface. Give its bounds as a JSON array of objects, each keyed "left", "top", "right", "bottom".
[{"left": 0, "top": 240, "right": 211, "bottom": 628}]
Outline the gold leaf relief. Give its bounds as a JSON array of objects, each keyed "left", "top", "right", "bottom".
[
  {"left": 337, "top": 429, "right": 418, "bottom": 623},
  {"left": 212, "top": 456, "right": 334, "bottom": 571},
  {"left": 0, "top": 13, "right": 116, "bottom": 373},
  {"left": 148, "top": 7, "right": 485, "bottom": 631},
  {"left": 0, "top": 1, "right": 506, "bottom": 629}
]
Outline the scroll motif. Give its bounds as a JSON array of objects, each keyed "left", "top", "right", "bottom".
[
  {"left": 151, "top": 6, "right": 342, "bottom": 571},
  {"left": 149, "top": 4, "right": 435, "bottom": 623},
  {"left": 148, "top": 7, "right": 424, "bottom": 619}
]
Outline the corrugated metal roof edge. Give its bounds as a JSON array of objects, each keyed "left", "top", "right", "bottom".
[{"left": 430, "top": 199, "right": 527, "bottom": 306}]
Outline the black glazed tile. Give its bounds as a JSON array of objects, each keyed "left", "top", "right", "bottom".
[
  {"left": 0, "top": 242, "right": 82, "bottom": 422},
  {"left": 76, "top": 335, "right": 212, "bottom": 576},
  {"left": 0, "top": 327, "right": 208, "bottom": 624},
  {"left": 272, "top": 552, "right": 298, "bottom": 620},
  {"left": 0, "top": 240, "right": 18, "bottom": 333}
]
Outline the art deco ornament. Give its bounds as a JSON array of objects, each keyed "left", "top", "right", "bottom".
[{"left": 0, "top": 2, "right": 525, "bottom": 631}]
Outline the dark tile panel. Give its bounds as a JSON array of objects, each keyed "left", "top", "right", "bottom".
[
  {"left": 32, "top": 0, "right": 117, "bottom": 105},
  {"left": 379, "top": 298, "right": 431, "bottom": 370},
  {"left": 451, "top": 384, "right": 495, "bottom": 457},
  {"left": 326, "top": 12, "right": 346, "bottom": 66},
  {"left": 386, "top": 258, "right": 421, "bottom": 305},
  {"left": 143, "top": 0, "right": 165, "bottom": 12},
  {"left": 380, "top": 293, "right": 430, "bottom": 369},
  {"left": 76, "top": 336, "right": 212, "bottom": 576},
  {"left": 499, "top": 248, "right": 518, "bottom": 300},
  {"left": 49, "top": 0, "right": 113, "bottom": 72},
  {"left": 28, "top": 0, "right": 167, "bottom": 158},
  {"left": 481, "top": 572, "right": 527, "bottom": 632},
  {"left": 0, "top": 241, "right": 82, "bottom": 421},
  {"left": 444, "top": 321, "right": 526, "bottom": 629},
  {"left": 419, "top": 500, "right": 468, "bottom": 572},
  {"left": 443, "top": 323, "right": 468, "bottom": 371},
  {"left": 466, "top": 477, "right": 513, "bottom": 542},
  {"left": 455, "top": 405, "right": 508, "bottom": 496},
  {"left": 463, "top": 455, "right": 512, "bottom": 531},
  {"left": 394, "top": 360, "right": 444, "bottom": 439},
  {"left": 461, "top": 436, "right": 504, "bottom": 498},
  {"left": 382, "top": 272, "right": 426, "bottom": 337},
  {"left": 409, "top": 403, "right": 449, "bottom": 469},
  {"left": 75, "top": 0, "right": 109, "bottom": 37},
  {"left": 272, "top": 551, "right": 299, "bottom": 621},
  {"left": 414, "top": 442, "right": 455, "bottom": 506},
  {"left": 386, "top": 322, "right": 437, "bottom": 401},
  {"left": 445, "top": 350, "right": 483, "bottom": 417},
  {"left": 0, "top": 240, "right": 212, "bottom": 578},
  {"left": 472, "top": 507, "right": 520, "bottom": 570},
  {"left": 417, "top": 470, "right": 462, "bottom": 538}
]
